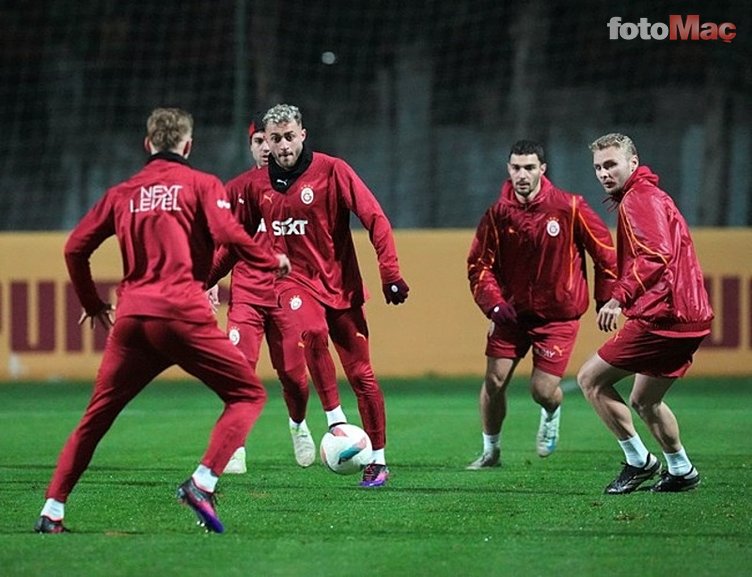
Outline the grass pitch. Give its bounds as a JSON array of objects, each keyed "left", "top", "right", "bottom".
[{"left": 1, "top": 376, "right": 750, "bottom": 576}]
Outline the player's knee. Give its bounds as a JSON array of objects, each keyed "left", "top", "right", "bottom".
[
  {"left": 531, "top": 388, "right": 556, "bottom": 406},
  {"left": 343, "top": 361, "right": 377, "bottom": 391},
  {"left": 244, "top": 385, "right": 267, "bottom": 406},
  {"left": 576, "top": 366, "right": 596, "bottom": 397},
  {"left": 630, "top": 396, "right": 650, "bottom": 418},
  {"left": 629, "top": 394, "right": 659, "bottom": 418},
  {"left": 277, "top": 366, "right": 308, "bottom": 391},
  {"left": 484, "top": 371, "right": 507, "bottom": 393},
  {"left": 302, "top": 328, "right": 329, "bottom": 351}
]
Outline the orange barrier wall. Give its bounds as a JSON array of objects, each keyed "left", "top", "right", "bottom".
[{"left": 1, "top": 230, "right": 750, "bottom": 381}]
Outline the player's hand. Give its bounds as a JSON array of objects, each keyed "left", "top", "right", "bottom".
[
  {"left": 275, "top": 254, "right": 291, "bottom": 278},
  {"left": 206, "top": 285, "right": 220, "bottom": 313},
  {"left": 489, "top": 302, "right": 517, "bottom": 325},
  {"left": 596, "top": 297, "right": 622, "bottom": 332},
  {"left": 383, "top": 278, "right": 410, "bottom": 305},
  {"left": 595, "top": 299, "right": 607, "bottom": 313},
  {"left": 78, "top": 303, "right": 115, "bottom": 330}
]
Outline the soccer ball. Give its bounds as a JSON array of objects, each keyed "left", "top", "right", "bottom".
[{"left": 319, "top": 423, "right": 373, "bottom": 475}]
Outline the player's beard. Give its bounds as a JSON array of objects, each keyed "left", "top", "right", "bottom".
[{"left": 513, "top": 176, "right": 538, "bottom": 199}]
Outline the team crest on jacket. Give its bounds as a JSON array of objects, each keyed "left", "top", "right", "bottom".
[
  {"left": 288, "top": 295, "right": 303, "bottom": 310},
  {"left": 300, "top": 186, "right": 314, "bottom": 205},
  {"left": 228, "top": 326, "right": 241, "bottom": 346},
  {"left": 546, "top": 218, "right": 561, "bottom": 237}
]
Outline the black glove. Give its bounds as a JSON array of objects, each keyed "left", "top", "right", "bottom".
[
  {"left": 489, "top": 302, "right": 517, "bottom": 325},
  {"left": 383, "top": 278, "right": 410, "bottom": 305}
]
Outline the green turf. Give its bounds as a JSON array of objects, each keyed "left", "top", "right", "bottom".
[{"left": 1, "top": 376, "right": 750, "bottom": 577}]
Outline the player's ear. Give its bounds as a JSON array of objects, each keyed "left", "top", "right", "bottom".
[
  {"left": 182, "top": 139, "right": 192, "bottom": 158},
  {"left": 143, "top": 137, "right": 152, "bottom": 154},
  {"left": 300, "top": 128, "right": 307, "bottom": 142},
  {"left": 540, "top": 162, "right": 547, "bottom": 175}
]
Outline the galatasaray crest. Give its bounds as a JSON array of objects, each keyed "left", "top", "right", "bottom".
[
  {"left": 300, "top": 186, "right": 314, "bottom": 205},
  {"left": 546, "top": 218, "right": 561, "bottom": 237}
]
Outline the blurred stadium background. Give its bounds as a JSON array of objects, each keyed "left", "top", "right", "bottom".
[
  {"left": 0, "top": 0, "right": 749, "bottom": 231},
  {"left": 1, "top": 1, "right": 750, "bottom": 381}
]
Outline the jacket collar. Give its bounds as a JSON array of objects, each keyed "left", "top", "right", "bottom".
[
  {"left": 615, "top": 165, "right": 660, "bottom": 201},
  {"left": 267, "top": 143, "right": 314, "bottom": 193},
  {"left": 146, "top": 151, "right": 190, "bottom": 166}
]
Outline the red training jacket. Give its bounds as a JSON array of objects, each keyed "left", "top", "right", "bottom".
[
  {"left": 65, "top": 153, "right": 279, "bottom": 324},
  {"left": 240, "top": 152, "right": 402, "bottom": 310},
  {"left": 468, "top": 175, "right": 617, "bottom": 320},
  {"left": 208, "top": 166, "right": 278, "bottom": 308},
  {"left": 610, "top": 165, "right": 713, "bottom": 332}
]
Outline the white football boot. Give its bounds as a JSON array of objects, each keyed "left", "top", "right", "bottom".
[
  {"left": 223, "top": 446, "right": 247, "bottom": 474},
  {"left": 290, "top": 421, "right": 316, "bottom": 467}
]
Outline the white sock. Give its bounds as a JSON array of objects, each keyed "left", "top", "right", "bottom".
[
  {"left": 664, "top": 447, "right": 693, "bottom": 476},
  {"left": 325, "top": 406, "right": 347, "bottom": 427},
  {"left": 290, "top": 418, "right": 309, "bottom": 431},
  {"left": 618, "top": 434, "right": 650, "bottom": 467},
  {"left": 192, "top": 464, "right": 219, "bottom": 492},
  {"left": 41, "top": 498, "right": 64, "bottom": 520},
  {"left": 482, "top": 432, "right": 500, "bottom": 454},
  {"left": 371, "top": 448, "right": 386, "bottom": 465}
]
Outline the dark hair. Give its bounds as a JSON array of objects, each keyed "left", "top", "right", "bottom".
[{"left": 509, "top": 140, "right": 545, "bottom": 164}]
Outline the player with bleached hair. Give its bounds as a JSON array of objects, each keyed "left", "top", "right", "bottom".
[
  {"left": 34, "top": 107, "right": 289, "bottom": 534},
  {"left": 210, "top": 112, "right": 316, "bottom": 474},
  {"left": 577, "top": 133, "right": 713, "bottom": 494},
  {"left": 228, "top": 103, "right": 409, "bottom": 488}
]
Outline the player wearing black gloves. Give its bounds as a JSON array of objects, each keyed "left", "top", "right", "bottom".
[{"left": 466, "top": 140, "right": 617, "bottom": 469}]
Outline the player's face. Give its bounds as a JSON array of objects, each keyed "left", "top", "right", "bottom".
[
  {"left": 267, "top": 121, "right": 307, "bottom": 170},
  {"left": 592, "top": 146, "right": 638, "bottom": 194},
  {"left": 250, "top": 131, "right": 270, "bottom": 168},
  {"left": 507, "top": 153, "right": 546, "bottom": 200}
]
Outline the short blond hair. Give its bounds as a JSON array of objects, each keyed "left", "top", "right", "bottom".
[
  {"left": 146, "top": 108, "right": 193, "bottom": 152},
  {"left": 589, "top": 133, "right": 638, "bottom": 157},
  {"left": 590, "top": 132, "right": 637, "bottom": 157},
  {"left": 263, "top": 104, "right": 303, "bottom": 129}
]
